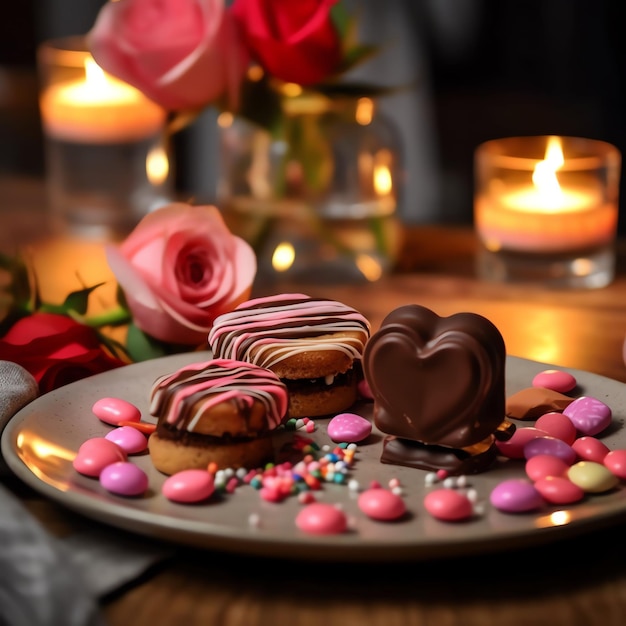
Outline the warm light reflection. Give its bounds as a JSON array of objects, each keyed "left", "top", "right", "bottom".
[
  {"left": 374, "top": 160, "right": 393, "bottom": 196},
  {"left": 356, "top": 97, "right": 374, "bottom": 125},
  {"left": 272, "top": 242, "right": 296, "bottom": 272},
  {"left": 535, "top": 509, "right": 572, "bottom": 528},
  {"left": 355, "top": 253, "right": 383, "bottom": 282},
  {"left": 217, "top": 111, "right": 234, "bottom": 128},
  {"left": 146, "top": 144, "right": 169, "bottom": 185}
]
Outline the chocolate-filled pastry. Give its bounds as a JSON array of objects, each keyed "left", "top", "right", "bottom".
[
  {"left": 363, "top": 304, "right": 514, "bottom": 474},
  {"left": 208, "top": 293, "right": 371, "bottom": 418},
  {"left": 148, "top": 358, "right": 288, "bottom": 475}
]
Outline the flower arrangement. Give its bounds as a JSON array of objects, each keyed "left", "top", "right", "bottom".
[
  {"left": 0, "top": 203, "right": 256, "bottom": 393},
  {"left": 87, "top": 0, "right": 382, "bottom": 133}
]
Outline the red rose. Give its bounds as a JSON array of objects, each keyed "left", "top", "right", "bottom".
[
  {"left": 232, "top": 0, "right": 342, "bottom": 86},
  {"left": 0, "top": 313, "right": 126, "bottom": 393}
]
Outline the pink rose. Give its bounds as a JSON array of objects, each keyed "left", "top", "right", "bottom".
[
  {"left": 88, "top": 0, "right": 249, "bottom": 111},
  {"left": 106, "top": 202, "right": 256, "bottom": 346},
  {"left": 0, "top": 313, "right": 126, "bottom": 393},
  {"left": 232, "top": 0, "right": 342, "bottom": 86}
]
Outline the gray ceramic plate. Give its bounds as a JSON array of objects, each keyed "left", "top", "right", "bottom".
[{"left": 3, "top": 352, "right": 626, "bottom": 562}]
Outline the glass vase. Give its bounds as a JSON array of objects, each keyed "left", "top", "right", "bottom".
[{"left": 216, "top": 92, "right": 403, "bottom": 286}]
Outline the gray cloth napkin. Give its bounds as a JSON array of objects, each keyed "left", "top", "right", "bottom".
[{"left": 0, "top": 361, "right": 172, "bottom": 626}]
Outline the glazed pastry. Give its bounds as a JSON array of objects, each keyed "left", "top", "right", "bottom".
[
  {"left": 207, "top": 293, "right": 371, "bottom": 418},
  {"left": 363, "top": 304, "right": 514, "bottom": 474},
  {"left": 148, "top": 358, "right": 288, "bottom": 475}
]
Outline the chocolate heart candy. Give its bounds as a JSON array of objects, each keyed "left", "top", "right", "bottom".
[{"left": 363, "top": 305, "right": 506, "bottom": 449}]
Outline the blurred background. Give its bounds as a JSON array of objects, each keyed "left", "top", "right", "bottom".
[{"left": 3, "top": 0, "right": 626, "bottom": 232}]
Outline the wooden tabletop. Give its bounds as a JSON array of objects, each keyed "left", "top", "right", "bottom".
[{"left": 3, "top": 176, "right": 626, "bottom": 626}]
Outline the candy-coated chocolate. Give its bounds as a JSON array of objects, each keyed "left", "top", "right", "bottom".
[
  {"left": 563, "top": 396, "right": 612, "bottom": 436},
  {"left": 327, "top": 412, "right": 372, "bottom": 443},
  {"left": 92, "top": 397, "right": 141, "bottom": 426},
  {"left": 495, "top": 427, "right": 549, "bottom": 459},
  {"left": 357, "top": 488, "right": 407, "bottom": 521},
  {"left": 534, "top": 412, "right": 577, "bottom": 445},
  {"left": 525, "top": 454, "right": 570, "bottom": 482},
  {"left": 523, "top": 436, "right": 576, "bottom": 465},
  {"left": 100, "top": 461, "right": 149, "bottom": 496},
  {"left": 490, "top": 479, "right": 544, "bottom": 513},
  {"left": 571, "top": 436, "right": 610, "bottom": 463},
  {"left": 295, "top": 502, "right": 348, "bottom": 535},
  {"left": 604, "top": 449, "right": 626, "bottom": 479},
  {"left": 72, "top": 437, "right": 127, "bottom": 477},
  {"left": 532, "top": 369, "right": 576, "bottom": 393},
  {"left": 162, "top": 469, "right": 215, "bottom": 503},
  {"left": 423, "top": 488, "right": 474, "bottom": 521},
  {"left": 533, "top": 476, "right": 585, "bottom": 504},
  {"left": 357, "top": 378, "right": 374, "bottom": 401},
  {"left": 105, "top": 425, "right": 148, "bottom": 454},
  {"left": 567, "top": 461, "right": 619, "bottom": 493}
]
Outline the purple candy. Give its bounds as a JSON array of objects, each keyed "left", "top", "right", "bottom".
[
  {"left": 563, "top": 396, "right": 612, "bottom": 436},
  {"left": 523, "top": 436, "right": 576, "bottom": 465},
  {"left": 490, "top": 479, "right": 544, "bottom": 513}
]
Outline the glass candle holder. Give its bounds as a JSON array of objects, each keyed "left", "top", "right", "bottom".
[
  {"left": 474, "top": 135, "right": 621, "bottom": 288},
  {"left": 38, "top": 36, "right": 173, "bottom": 239}
]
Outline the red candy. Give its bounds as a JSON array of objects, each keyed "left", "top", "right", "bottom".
[
  {"left": 571, "top": 436, "right": 610, "bottom": 463},
  {"left": 534, "top": 412, "right": 577, "bottom": 445},
  {"left": 525, "top": 454, "right": 570, "bottom": 482},
  {"left": 533, "top": 476, "right": 585, "bottom": 504},
  {"left": 603, "top": 449, "right": 626, "bottom": 479}
]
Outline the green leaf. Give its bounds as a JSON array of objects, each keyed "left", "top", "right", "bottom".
[{"left": 125, "top": 323, "right": 170, "bottom": 362}]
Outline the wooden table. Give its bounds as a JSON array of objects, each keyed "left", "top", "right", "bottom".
[{"left": 3, "top": 176, "right": 626, "bottom": 626}]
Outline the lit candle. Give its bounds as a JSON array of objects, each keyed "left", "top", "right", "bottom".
[
  {"left": 40, "top": 58, "right": 166, "bottom": 144},
  {"left": 475, "top": 136, "right": 618, "bottom": 253}
]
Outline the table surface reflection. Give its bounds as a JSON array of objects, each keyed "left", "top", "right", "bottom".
[{"left": 3, "top": 175, "right": 626, "bottom": 626}]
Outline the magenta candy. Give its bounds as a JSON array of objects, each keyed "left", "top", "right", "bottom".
[
  {"left": 162, "top": 469, "right": 215, "bottom": 503},
  {"left": 92, "top": 397, "right": 141, "bottom": 426},
  {"left": 100, "top": 462, "right": 148, "bottom": 496},
  {"left": 523, "top": 436, "right": 576, "bottom": 465},
  {"left": 495, "top": 427, "right": 549, "bottom": 459},
  {"left": 533, "top": 476, "right": 585, "bottom": 504},
  {"left": 295, "top": 502, "right": 348, "bottom": 535},
  {"left": 423, "top": 488, "right": 474, "bottom": 521},
  {"left": 358, "top": 378, "right": 374, "bottom": 401},
  {"left": 525, "top": 454, "right": 570, "bottom": 481},
  {"left": 327, "top": 412, "right": 372, "bottom": 443},
  {"left": 563, "top": 396, "right": 612, "bottom": 436},
  {"left": 105, "top": 425, "right": 148, "bottom": 454},
  {"left": 72, "top": 437, "right": 127, "bottom": 477},
  {"left": 490, "top": 479, "right": 544, "bottom": 513},
  {"left": 534, "top": 412, "right": 577, "bottom": 445},
  {"left": 571, "top": 436, "right": 610, "bottom": 463},
  {"left": 358, "top": 488, "right": 406, "bottom": 521},
  {"left": 603, "top": 449, "right": 626, "bottom": 479},
  {"left": 532, "top": 369, "right": 576, "bottom": 393}
]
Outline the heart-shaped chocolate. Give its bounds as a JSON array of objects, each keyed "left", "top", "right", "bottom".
[{"left": 363, "top": 305, "right": 506, "bottom": 450}]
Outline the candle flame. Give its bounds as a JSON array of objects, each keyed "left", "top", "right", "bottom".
[
  {"left": 272, "top": 242, "right": 295, "bottom": 272},
  {"left": 146, "top": 144, "right": 169, "bottom": 185},
  {"left": 531, "top": 136, "right": 565, "bottom": 209}
]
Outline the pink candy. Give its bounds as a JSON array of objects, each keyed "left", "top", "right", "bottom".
[
  {"left": 496, "top": 427, "right": 549, "bottom": 459},
  {"left": 423, "top": 488, "right": 474, "bottom": 521},
  {"left": 327, "top": 412, "right": 372, "bottom": 443},
  {"left": 162, "top": 470, "right": 215, "bottom": 503},
  {"left": 534, "top": 412, "right": 577, "bottom": 445},
  {"left": 73, "top": 437, "right": 127, "bottom": 477},
  {"left": 358, "top": 488, "right": 406, "bottom": 521},
  {"left": 92, "top": 397, "right": 141, "bottom": 426},
  {"left": 572, "top": 436, "right": 610, "bottom": 463},
  {"left": 533, "top": 476, "right": 584, "bottom": 504},
  {"left": 525, "top": 454, "right": 570, "bottom": 482},
  {"left": 295, "top": 502, "right": 348, "bottom": 535},
  {"left": 100, "top": 462, "right": 149, "bottom": 496},
  {"left": 532, "top": 369, "right": 577, "bottom": 393},
  {"left": 105, "top": 425, "right": 148, "bottom": 454}
]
